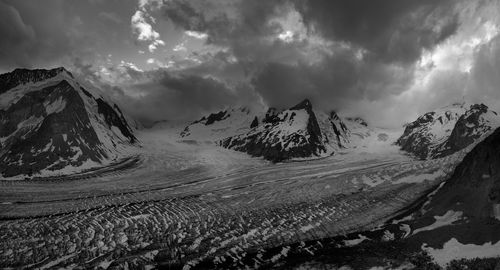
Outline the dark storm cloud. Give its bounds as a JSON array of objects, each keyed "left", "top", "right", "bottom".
[
  {"left": 159, "top": 0, "right": 295, "bottom": 78},
  {"left": 3, "top": 0, "right": 496, "bottom": 128},
  {"left": 468, "top": 35, "right": 500, "bottom": 110},
  {"left": 252, "top": 51, "right": 415, "bottom": 111},
  {"left": 95, "top": 67, "right": 260, "bottom": 125},
  {"left": 156, "top": 0, "right": 462, "bottom": 116},
  {"left": 294, "top": 0, "right": 459, "bottom": 63},
  {"left": 161, "top": 0, "right": 288, "bottom": 50},
  {"left": 0, "top": 0, "right": 85, "bottom": 71},
  {"left": 0, "top": 2, "right": 35, "bottom": 51},
  {"left": 160, "top": 0, "right": 460, "bottom": 64}
]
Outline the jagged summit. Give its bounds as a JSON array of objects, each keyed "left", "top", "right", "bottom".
[
  {"left": 290, "top": 98, "right": 313, "bottom": 111},
  {"left": 0, "top": 67, "right": 74, "bottom": 95},
  {"left": 220, "top": 99, "right": 328, "bottom": 162}
]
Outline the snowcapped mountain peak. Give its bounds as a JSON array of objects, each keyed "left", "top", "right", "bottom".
[
  {"left": 0, "top": 67, "right": 137, "bottom": 179},
  {"left": 220, "top": 99, "right": 327, "bottom": 162},
  {"left": 397, "top": 102, "right": 500, "bottom": 159}
]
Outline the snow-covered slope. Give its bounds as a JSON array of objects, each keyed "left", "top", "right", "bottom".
[
  {"left": 0, "top": 67, "right": 137, "bottom": 179},
  {"left": 180, "top": 107, "right": 257, "bottom": 142},
  {"left": 396, "top": 103, "right": 500, "bottom": 159},
  {"left": 343, "top": 117, "right": 402, "bottom": 154}
]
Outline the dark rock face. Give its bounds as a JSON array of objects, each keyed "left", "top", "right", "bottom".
[
  {"left": 250, "top": 116, "right": 259, "bottom": 128},
  {"left": 220, "top": 99, "right": 327, "bottom": 162},
  {"left": 263, "top": 107, "right": 280, "bottom": 124},
  {"left": 427, "top": 127, "right": 500, "bottom": 218},
  {"left": 96, "top": 98, "right": 136, "bottom": 143},
  {"left": 0, "top": 68, "right": 137, "bottom": 178},
  {"left": 0, "top": 67, "right": 73, "bottom": 95},
  {"left": 187, "top": 110, "right": 231, "bottom": 127},
  {"left": 329, "top": 111, "right": 348, "bottom": 143},
  {"left": 0, "top": 80, "right": 106, "bottom": 177},
  {"left": 205, "top": 110, "right": 229, "bottom": 125}
]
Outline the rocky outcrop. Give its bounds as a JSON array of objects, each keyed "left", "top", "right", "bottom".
[{"left": 250, "top": 116, "right": 259, "bottom": 128}]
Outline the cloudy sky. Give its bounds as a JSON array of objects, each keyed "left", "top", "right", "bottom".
[{"left": 1, "top": 0, "right": 500, "bottom": 127}]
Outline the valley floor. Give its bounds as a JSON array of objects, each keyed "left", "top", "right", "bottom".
[{"left": 0, "top": 128, "right": 465, "bottom": 269}]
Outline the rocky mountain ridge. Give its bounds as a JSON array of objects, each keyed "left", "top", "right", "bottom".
[
  {"left": 180, "top": 99, "right": 362, "bottom": 162},
  {"left": 0, "top": 67, "right": 137, "bottom": 178},
  {"left": 397, "top": 102, "right": 500, "bottom": 159}
]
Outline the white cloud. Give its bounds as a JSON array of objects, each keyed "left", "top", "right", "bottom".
[
  {"left": 145, "top": 58, "right": 175, "bottom": 68},
  {"left": 131, "top": 2, "right": 165, "bottom": 53},
  {"left": 173, "top": 42, "right": 187, "bottom": 52},
  {"left": 131, "top": 10, "right": 160, "bottom": 41},
  {"left": 278, "top": 30, "right": 294, "bottom": 43},
  {"left": 120, "top": 60, "right": 143, "bottom": 72},
  {"left": 148, "top": 39, "right": 165, "bottom": 52},
  {"left": 185, "top": 30, "right": 208, "bottom": 39}
]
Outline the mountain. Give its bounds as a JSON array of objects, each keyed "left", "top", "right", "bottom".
[
  {"left": 0, "top": 67, "right": 137, "bottom": 178},
  {"left": 220, "top": 99, "right": 328, "bottom": 162},
  {"left": 180, "top": 99, "right": 352, "bottom": 162},
  {"left": 396, "top": 103, "right": 500, "bottom": 159}
]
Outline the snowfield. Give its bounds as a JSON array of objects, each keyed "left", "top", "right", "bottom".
[
  {"left": 0, "top": 126, "right": 475, "bottom": 269},
  {"left": 423, "top": 238, "right": 500, "bottom": 267}
]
